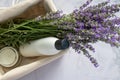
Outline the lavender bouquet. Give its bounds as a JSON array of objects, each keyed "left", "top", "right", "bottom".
[{"left": 0, "top": 0, "right": 120, "bottom": 67}]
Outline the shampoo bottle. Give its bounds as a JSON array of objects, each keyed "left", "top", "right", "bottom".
[{"left": 19, "top": 37, "right": 69, "bottom": 57}]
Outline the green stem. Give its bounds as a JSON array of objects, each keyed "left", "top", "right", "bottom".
[{"left": 0, "top": 20, "right": 34, "bottom": 35}]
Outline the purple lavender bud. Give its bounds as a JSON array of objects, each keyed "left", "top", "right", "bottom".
[
  {"left": 79, "top": 0, "right": 93, "bottom": 10},
  {"left": 111, "top": 18, "right": 120, "bottom": 25}
]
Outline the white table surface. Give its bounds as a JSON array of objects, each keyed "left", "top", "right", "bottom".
[{"left": 0, "top": 0, "right": 120, "bottom": 80}]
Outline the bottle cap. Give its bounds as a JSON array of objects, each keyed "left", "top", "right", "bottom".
[
  {"left": 0, "top": 47, "right": 19, "bottom": 67},
  {"left": 55, "top": 39, "right": 69, "bottom": 50}
]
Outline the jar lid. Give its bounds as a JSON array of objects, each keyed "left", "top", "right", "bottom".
[{"left": 0, "top": 47, "right": 19, "bottom": 67}]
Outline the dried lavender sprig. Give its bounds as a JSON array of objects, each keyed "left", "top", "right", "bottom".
[
  {"left": 110, "top": 18, "right": 120, "bottom": 25},
  {"left": 84, "top": 4, "right": 120, "bottom": 15},
  {"left": 74, "top": 0, "right": 110, "bottom": 15},
  {"left": 69, "top": 40, "right": 98, "bottom": 67},
  {"left": 35, "top": 11, "right": 63, "bottom": 21},
  {"left": 55, "top": 0, "right": 120, "bottom": 67},
  {"left": 85, "top": 0, "right": 110, "bottom": 11},
  {"left": 83, "top": 50, "right": 99, "bottom": 67},
  {"left": 79, "top": 0, "right": 93, "bottom": 10}
]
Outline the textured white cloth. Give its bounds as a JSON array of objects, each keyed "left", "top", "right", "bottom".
[{"left": 0, "top": 0, "right": 43, "bottom": 22}]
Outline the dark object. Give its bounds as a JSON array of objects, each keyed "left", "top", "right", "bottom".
[{"left": 55, "top": 39, "right": 69, "bottom": 50}]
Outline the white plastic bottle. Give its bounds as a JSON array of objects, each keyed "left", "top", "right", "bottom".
[{"left": 19, "top": 37, "right": 69, "bottom": 57}]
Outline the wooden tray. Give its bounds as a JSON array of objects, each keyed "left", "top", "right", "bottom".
[{"left": 0, "top": 0, "right": 68, "bottom": 80}]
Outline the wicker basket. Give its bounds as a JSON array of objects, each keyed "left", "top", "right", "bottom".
[{"left": 0, "top": 0, "right": 68, "bottom": 80}]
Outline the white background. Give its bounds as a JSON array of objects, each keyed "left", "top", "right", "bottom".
[{"left": 0, "top": 0, "right": 120, "bottom": 80}]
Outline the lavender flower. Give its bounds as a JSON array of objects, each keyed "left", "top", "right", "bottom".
[
  {"left": 79, "top": 0, "right": 93, "bottom": 10},
  {"left": 50, "top": 0, "right": 120, "bottom": 67},
  {"left": 1, "top": 0, "right": 120, "bottom": 68},
  {"left": 35, "top": 11, "right": 63, "bottom": 21},
  {"left": 110, "top": 18, "right": 120, "bottom": 25}
]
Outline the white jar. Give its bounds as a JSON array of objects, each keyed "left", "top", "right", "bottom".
[
  {"left": 0, "top": 47, "right": 19, "bottom": 67},
  {"left": 19, "top": 37, "right": 69, "bottom": 57}
]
